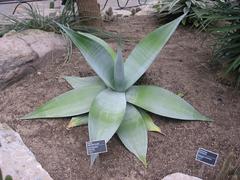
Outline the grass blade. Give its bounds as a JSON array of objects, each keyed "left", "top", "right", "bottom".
[{"left": 210, "top": 24, "right": 240, "bottom": 33}]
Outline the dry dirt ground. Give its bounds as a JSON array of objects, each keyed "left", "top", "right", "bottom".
[{"left": 0, "top": 16, "right": 240, "bottom": 180}]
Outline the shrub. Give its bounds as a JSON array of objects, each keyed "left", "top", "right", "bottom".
[
  {"left": 198, "top": 0, "right": 240, "bottom": 86},
  {"left": 154, "top": 0, "right": 213, "bottom": 27}
]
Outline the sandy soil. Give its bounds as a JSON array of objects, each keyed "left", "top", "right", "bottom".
[{"left": 0, "top": 16, "right": 239, "bottom": 180}]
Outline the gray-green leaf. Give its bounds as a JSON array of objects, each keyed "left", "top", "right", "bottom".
[
  {"left": 126, "top": 85, "right": 210, "bottom": 121},
  {"left": 117, "top": 105, "right": 148, "bottom": 166},
  {"left": 139, "top": 109, "right": 162, "bottom": 133},
  {"left": 22, "top": 85, "right": 105, "bottom": 119},
  {"left": 64, "top": 76, "right": 105, "bottom": 89},
  {"left": 77, "top": 32, "right": 116, "bottom": 60},
  {"left": 123, "top": 13, "right": 186, "bottom": 90},
  {"left": 88, "top": 89, "right": 126, "bottom": 165},
  {"left": 67, "top": 115, "right": 88, "bottom": 129},
  {"left": 114, "top": 48, "right": 125, "bottom": 91},
  {"left": 59, "top": 24, "right": 115, "bottom": 88}
]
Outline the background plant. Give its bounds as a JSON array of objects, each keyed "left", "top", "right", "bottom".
[
  {"left": 154, "top": 0, "right": 213, "bottom": 27},
  {"left": 0, "top": 1, "right": 114, "bottom": 39},
  {"left": 197, "top": 0, "right": 240, "bottom": 86},
  {"left": 22, "top": 13, "right": 210, "bottom": 166}
]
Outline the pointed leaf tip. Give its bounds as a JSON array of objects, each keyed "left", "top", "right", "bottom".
[
  {"left": 123, "top": 13, "right": 187, "bottom": 89},
  {"left": 126, "top": 85, "right": 210, "bottom": 121},
  {"left": 67, "top": 115, "right": 88, "bottom": 129},
  {"left": 21, "top": 86, "right": 105, "bottom": 120},
  {"left": 117, "top": 105, "right": 148, "bottom": 166},
  {"left": 59, "top": 24, "right": 115, "bottom": 88},
  {"left": 139, "top": 109, "right": 163, "bottom": 134},
  {"left": 90, "top": 154, "right": 99, "bottom": 167},
  {"left": 139, "top": 155, "right": 148, "bottom": 168}
]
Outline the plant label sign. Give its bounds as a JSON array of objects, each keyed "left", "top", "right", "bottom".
[
  {"left": 86, "top": 140, "right": 107, "bottom": 155},
  {"left": 196, "top": 148, "right": 219, "bottom": 166}
]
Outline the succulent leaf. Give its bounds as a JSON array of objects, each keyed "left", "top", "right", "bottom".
[
  {"left": 22, "top": 85, "right": 105, "bottom": 119},
  {"left": 64, "top": 76, "right": 105, "bottom": 89},
  {"left": 59, "top": 24, "right": 115, "bottom": 88},
  {"left": 76, "top": 31, "right": 116, "bottom": 59},
  {"left": 123, "top": 13, "right": 186, "bottom": 90},
  {"left": 139, "top": 109, "right": 162, "bottom": 133},
  {"left": 67, "top": 115, "right": 88, "bottom": 129},
  {"left": 88, "top": 89, "right": 126, "bottom": 165},
  {"left": 117, "top": 105, "right": 148, "bottom": 166},
  {"left": 126, "top": 85, "right": 211, "bottom": 121},
  {"left": 114, "top": 48, "right": 125, "bottom": 91}
]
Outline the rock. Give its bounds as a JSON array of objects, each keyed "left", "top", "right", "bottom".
[
  {"left": 113, "top": 9, "right": 132, "bottom": 17},
  {"left": 102, "top": 7, "right": 133, "bottom": 19},
  {"left": 0, "top": 29, "right": 67, "bottom": 90},
  {"left": 2, "top": 30, "right": 17, "bottom": 37},
  {"left": 13, "top": 29, "right": 66, "bottom": 58},
  {"left": 0, "top": 123, "right": 53, "bottom": 180},
  {"left": 0, "top": 35, "right": 38, "bottom": 90},
  {"left": 135, "top": 3, "right": 157, "bottom": 16},
  {"left": 162, "top": 173, "right": 202, "bottom": 180}
]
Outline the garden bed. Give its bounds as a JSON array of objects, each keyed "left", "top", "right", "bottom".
[{"left": 0, "top": 16, "right": 239, "bottom": 179}]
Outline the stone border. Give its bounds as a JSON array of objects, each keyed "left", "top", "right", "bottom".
[{"left": 0, "top": 29, "right": 67, "bottom": 90}]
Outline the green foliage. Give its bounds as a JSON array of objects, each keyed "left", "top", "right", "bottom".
[
  {"left": 0, "top": 1, "right": 75, "bottom": 35},
  {"left": 154, "top": 0, "right": 213, "bottom": 27},
  {"left": 198, "top": 0, "right": 240, "bottom": 86},
  {"left": 0, "top": 168, "right": 13, "bottom": 180},
  {"left": 0, "top": 1, "right": 115, "bottom": 39},
  {"left": 117, "top": 105, "right": 148, "bottom": 166},
  {"left": 67, "top": 115, "right": 88, "bottom": 129},
  {"left": 154, "top": 0, "right": 240, "bottom": 85},
  {"left": 22, "top": 13, "right": 210, "bottom": 166}
]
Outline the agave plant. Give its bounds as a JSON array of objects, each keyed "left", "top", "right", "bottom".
[{"left": 22, "top": 14, "right": 210, "bottom": 166}]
